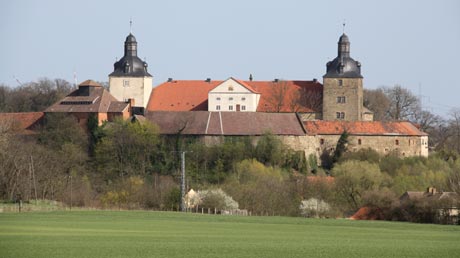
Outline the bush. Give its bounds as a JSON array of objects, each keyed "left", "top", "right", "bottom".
[{"left": 196, "top": 189, "right": 239, "bottom": 212}]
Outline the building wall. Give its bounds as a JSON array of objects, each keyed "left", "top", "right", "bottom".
[
  {"left": 322, "top": 78, "right": 363, "bottom": 121},
  {"left": 314, "top": 134, "right": 428, "bottom": 158},
  {"left": 109, "top": 76, "right": 152, "bottom": 108},
  {"left": 208, "top": 79, "right": 259, "bottom": 112}
]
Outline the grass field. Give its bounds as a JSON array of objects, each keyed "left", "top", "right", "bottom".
[{"left": 0, "top": 211, "right": 459, "bottom": 258}]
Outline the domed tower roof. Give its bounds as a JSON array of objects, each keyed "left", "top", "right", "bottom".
[
  {"left": 324, "top": 33, "right": 362, "bottom": 78},
  {"left": 109, "top": 33, "right": 152, "bottom": 77}
]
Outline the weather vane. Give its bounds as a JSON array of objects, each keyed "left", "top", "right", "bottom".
[{"left": 130, "top": 17, "right": 133, "bottom": 34}]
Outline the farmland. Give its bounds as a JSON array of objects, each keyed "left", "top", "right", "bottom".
[{"left": 0, "top": 211, "right": 459, "bottom": 258}]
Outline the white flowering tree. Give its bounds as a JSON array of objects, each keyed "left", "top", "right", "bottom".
[
  {"left": 194, "top": 189, "right": 239, "bottom": 211},
  {"left": 300, "top": 198, "right": 331, "bottom": 218}
]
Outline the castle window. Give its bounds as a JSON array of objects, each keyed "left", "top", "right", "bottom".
[
  {"left": 123, "top": 80, "right": 130, "bottom": 87},
  {"left": 216, "top": 105, "right": 221, "bottom": 110},
  {"left": 358, "top": 139, "right": 362, "bottom": 145},
  {"left": 336, "top": 96, "right": 346, "bottom": 103},
  {"left": 320, "top": 139, "right": 325, "bottom": 145},
  {"left": 229, "top": 105, "right": 233, "bottom": 111},
  {"left": 241, "top": 105, "right": 246, "bottom": 111},
  {"left": 395, "top": 139, "right": 399, "bottom": 145},
  {"left": 241, "top": 97, "right": 246, "bottom": 101},
  {"left": 336, "top": 112, "right": 345, "bottom": 119},
  {"left": 216, "top": 97, "right": 221, "bottom": 101},
  {"left": 338, "top": 79, "right": 343, "bottom": 86},
  {"left": 228, "top": 86, "right": 234, "bottom": 91},
  {"left": 229, "top": 97, "right": 233, "bottom": 101}
]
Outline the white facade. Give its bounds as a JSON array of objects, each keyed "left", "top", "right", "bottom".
[
  {"left": 109, "top": 76, "right": 152, "bottom": 108},
  {"left": 208, "top": 78, "right": 260, "bottom": 112}
]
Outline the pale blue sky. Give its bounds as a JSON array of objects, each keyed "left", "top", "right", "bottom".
[{"left": 1, "top": 0, "right": 459, "bottom": 117}]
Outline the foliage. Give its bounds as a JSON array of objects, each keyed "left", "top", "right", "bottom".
[
  {"left": 299, "top": 198, "right": 331, "bottom": 218},
  {"left": 94, "top": 118, "right": 159, "bottom": 179},
  {"left": 332, "top": 131, "right": 348, "bottom": 163},
  {"left": 0, "top": 78, "right": 73, "bottom": 112},
  {"left": 332, "top": 160, "right": 384, "bottom": 210},
  {"left": 196, "top": 189, "right": 239, "bottom": 211},
  {"left": 224, "top": 159, "right": 299, "bottom": 216}
]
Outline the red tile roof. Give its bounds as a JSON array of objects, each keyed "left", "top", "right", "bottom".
[
  {"left": 147, "top": 79, "right": 322, "bottom": 113},
  {"left": 303, "top": 120, "right": 428, "bottom": 136},
  {"left": 145, "top": 111, "right": 306, "bottom": 136},
  {"left": 147, "top": 80, "right": 219, "bottom": 111},
  {"left": 0, "top": 112, "right": 44, "bottom": 133}
]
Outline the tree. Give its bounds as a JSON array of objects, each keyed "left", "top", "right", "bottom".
[
  {"left": 332, "top": 160, "right": 384, "bottom": 210},
  {"left": 332, "top": 131, "right": 349, "bottom": 163},
  {"left": 384, "top": 85, "right": 420, "bottom": 121},
  {"left": 95, "top": 119, "right": 160, "bottom": 179},
  {"left": 0, "top": 78, "right": 73, "bottom": 112},
  {"left": 363, "top": 88, "right": 390, "bottom": 121},
  {"left": 266, "top": 80, "right": 290, "bottom": 112}
]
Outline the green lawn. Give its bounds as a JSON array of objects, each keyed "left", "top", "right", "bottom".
[{"left": 0, "top": 211, "right": 459, "bottom": 258}]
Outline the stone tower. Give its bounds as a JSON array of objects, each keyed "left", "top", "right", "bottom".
[
  {"left": 109, "top": 33, "right": 152, "bottom": 114},
  {"left": 322, "top": 33, "right": 364, "bottom": 121}
]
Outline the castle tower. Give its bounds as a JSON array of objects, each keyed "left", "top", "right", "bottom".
[
  {"left": 322, "top": 33, "right": 364, "bottom": 121},
  {"left": 109, "top": 33, "right": 152, "bottom": 113}
]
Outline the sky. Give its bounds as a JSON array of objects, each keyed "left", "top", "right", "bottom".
[{"left": 1, "top": 0, "right": 459, "bottom": 117}]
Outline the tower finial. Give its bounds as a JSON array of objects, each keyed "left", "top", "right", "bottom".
[
  {"left": 130, "top": 17, "right": 133, "bottom": 34},
  {"left": 342, "top": 19, "right": 346, "bottom": 34}
]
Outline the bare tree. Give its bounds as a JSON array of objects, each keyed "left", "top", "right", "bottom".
[
  {"left": 384, "top": 85, "right": 420, "bottom": 121},
  {"left": 266, "top": 80, "right": 290, "bottom": 112},
  {"left": 363, "top": 88, "right": 390, "bottom": 121}
]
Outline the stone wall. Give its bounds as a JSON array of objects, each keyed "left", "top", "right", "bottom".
[{"left": 322, "top": 77, "right": 363, "bottom": 121}]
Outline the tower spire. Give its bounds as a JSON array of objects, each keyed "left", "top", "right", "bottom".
[{"left": 342, "top": 19, "right": 346, "bottom": 34}]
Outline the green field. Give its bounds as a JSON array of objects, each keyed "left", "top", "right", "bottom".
[{"left": 0, "top": 211, "right": 459, "bottom": 258}]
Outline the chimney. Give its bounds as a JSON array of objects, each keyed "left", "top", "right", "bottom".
[
  {"left": 273, "top": 78, "right": 279, "bottom": 83},
  {"left": 167, "top": 78, "right": 173, "bottom": 82},
  {"left": 427, "top": 187, "right": 437, "bottom": 194},
  {"left": 205, "top": 78, "right": 211, "bottom": 83},
  {"left": 313, "top": 78, "right": 317, "bottom": 83},
  {"left": 127, "top": 98, "right": 135, "bottom": 107},
  {"left": 249, "top": 74, "right": 253, "bottom": 81}
]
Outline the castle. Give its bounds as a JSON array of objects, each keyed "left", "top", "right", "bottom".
[{"left": 1, "top": 32, "right": 428, "bottom": 159}]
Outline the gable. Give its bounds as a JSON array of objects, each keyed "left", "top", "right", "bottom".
[{"left": 209, "top": 78, "right": 257, "bottom": 94}]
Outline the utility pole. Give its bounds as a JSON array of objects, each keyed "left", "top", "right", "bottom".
[
  {"left": 173, "top": 150, "right": 191, "bottom": 212},
  {"left": 180, "top": 151, "right": 186, "bottom": 212}
]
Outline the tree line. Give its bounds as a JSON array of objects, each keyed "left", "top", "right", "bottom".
[{"left": 1, "top": 78, "right": 460, "bottom": 222}]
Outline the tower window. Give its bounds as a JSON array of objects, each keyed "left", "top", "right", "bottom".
[
  {"left": 123, "top": 80, "right": 130, "bottom": 87},
  {"left": 395, "top": 139, "right": 399, "bottom": 145},
  {"left": 320, "top": 139, "right": 325, "bottom": 145},
  {"left": 338, "top": 79, "right": 343, "bottom": 86},
  {"left": 336, "top": 96, "right": 346, "bottom": 103},
  {"left": 336, "top": 112, "right": 345, "bottom": 119},
  {"left": 358, "top": 139, "right": 362, "bottom": 145}
]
